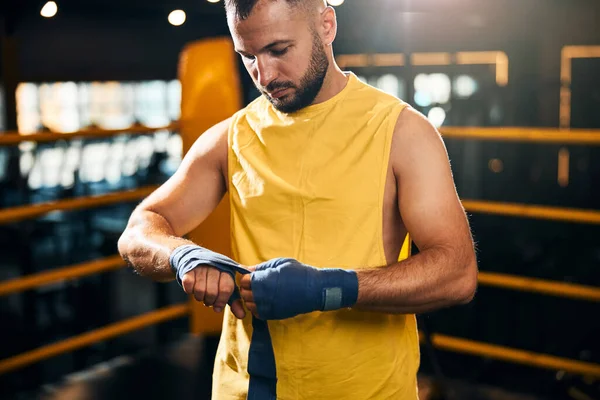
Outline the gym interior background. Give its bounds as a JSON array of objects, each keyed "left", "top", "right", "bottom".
[{"left": 0, "top": 0, "right": 599, "bottom": 399}]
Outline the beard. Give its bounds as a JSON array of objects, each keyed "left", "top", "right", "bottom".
[{"left": 258, "top": 32, "right": 329, "bottom": 114}]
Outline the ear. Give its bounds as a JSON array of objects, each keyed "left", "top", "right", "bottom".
[{"left": 319, "top": 6, "right": 337, "bottom": 46}]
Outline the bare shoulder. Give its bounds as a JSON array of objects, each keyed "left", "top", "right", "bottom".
[
  {"left": 390, "top": 106, "right": 449, "bottom": 176},
  {"left": 184, "top": 117, "right": 232, "bottom": 177},
  {"left": 389, "top": 106, "right": 469, "bottom": 252}
]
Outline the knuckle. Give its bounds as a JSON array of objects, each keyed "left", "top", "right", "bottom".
[
  {"left": 182, "top": 273, "right": 192, "bottom": 283},
  {"left": 194, "top": 284, "right": 205, "bottom": 298},
  {"left": 222, "top": 271, "right": 234, "bottom": 282},
  {"left": 205, "top": 287, "right": 218, "bottom": 300},
  {"left": 205, "top": 269, "right": 216, "bottom": 279},
  {"left": 217, "top": 292, "right": 231, "bottom": 305},
  {"left": 220, "top": 278, "right": 235, "bottom": 294}
]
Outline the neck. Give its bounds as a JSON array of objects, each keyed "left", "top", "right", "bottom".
[{"left": 311, "top": 62, "right": 348, "bottom": 106}]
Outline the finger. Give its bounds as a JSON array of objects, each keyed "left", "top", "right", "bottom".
[
  {"left": 181, "top": 271, "right": 195, "bottom": 295},
  {"left": 214, "top": 273, "right": 235, "bottom": 312},
  {"left": 243, "top": 265, "right": 256, "bottom": 273},
  {"left": 204, "top": 267, "right": 221, "bottom": 306},
  {"left": 193, "top": 267, "right": 208, "bottom": 303},
  {"left": 245, "top": 302, "right": 259, "bottom": 318},
  {"left": 240, "top": 274, "right": 252, "bottom": 290},
  {"left": 230, "top": 299, "right": 246, "bottom": 319},
  {"left": 240, "top": 287, "right": 254, "bottom": 303}
]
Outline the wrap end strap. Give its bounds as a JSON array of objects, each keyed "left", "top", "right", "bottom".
[
  {"left": 248, "top": 317, "right": 277, "bottom": 399},
  {"left": 169, "top": 245, "right": 279, "bottom": 399}
]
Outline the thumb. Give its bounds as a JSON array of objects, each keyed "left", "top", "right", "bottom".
[
  {"left": 230, "top": 299, "right": 246, "bottom": 319},
  {"left": 241, "top": 264, "right": 256, "bottom": 273}
]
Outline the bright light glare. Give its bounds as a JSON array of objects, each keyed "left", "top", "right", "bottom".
[
  {"left": 414, "top": 73, "right": 451, "bottom": 106},
  {"left": 454, "top": 75, "right": 478, "bottom": 98},
  {"left": 168, "top": 10, "right": 186, "bottom": 26},
  {"left": 414, "top": 91, "right": 432, "bottom": 108},
  {"left": 327, "top": 0, "right": 345, "bottom": 6},
  {"left": 428, "top": 107, "right": 446, "bottom": 127},
  {"left": 414, "top": 74, "right": 429, "bottom": 93},
  {"left": 207, "top": 0, "right": 221, "bottom": 3},
  {"left": 429, "top": 74, "right": 451, "bottom": 104},
  {"left": 41, "top": 1, "right": 58, "bottom": 18},
  {"left": 377, "top": 74, "right": 401, "bottom": 98}
]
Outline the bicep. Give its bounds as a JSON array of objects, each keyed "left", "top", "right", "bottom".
[
  {"left": 393, "top": 109, "right": 472, "bottom": 252},
  {"left": 137, "top": 118, "right": 230, "bottom": 237}
]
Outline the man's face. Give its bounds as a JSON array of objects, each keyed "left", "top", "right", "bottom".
[{"left": 229, "top": 1, "right": 329, "bottom": 113}]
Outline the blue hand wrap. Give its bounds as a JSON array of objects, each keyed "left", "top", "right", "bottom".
[
  {"left": 169, "top": 244, "right": 276, "bottom": 399},
  {"left": 169, "top": 247, "right": 358, "bottom": 398},
  {"left": 169, "top": 244, "right": 251, "bottom": 305},
  {"left": 251, "top": 258, "right": 359, "bottom": 320}
]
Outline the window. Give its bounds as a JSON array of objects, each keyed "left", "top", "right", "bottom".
[{"left": 16, "top": 80, "right": 181, "bottom": 134}]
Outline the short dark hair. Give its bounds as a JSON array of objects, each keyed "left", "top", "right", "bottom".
[{"left": 225, "top": 0, "right": 306, "bottom": 20}]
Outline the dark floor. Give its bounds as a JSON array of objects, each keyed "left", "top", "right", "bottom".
[
  {"left": 33, "top": 335, "right": 553, "bottom": 400},
  {"left": 39, "top": 336, "right": 214, "bottom": 400}
]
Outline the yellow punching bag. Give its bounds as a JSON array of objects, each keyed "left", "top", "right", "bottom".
[{"left": 178, "top": 37, "right": 243, "bottom": 335}]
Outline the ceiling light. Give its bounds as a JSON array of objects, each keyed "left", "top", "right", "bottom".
[
  {"left": 41, "top": 1, "right": 58, "bottom": 18},
  {"left": 168, "top": 10, "right": 186, "bottom": 26}
]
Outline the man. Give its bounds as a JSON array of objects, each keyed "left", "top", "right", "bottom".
[{"left": 118, "top": 0, "right": 478, "bottom": 398}]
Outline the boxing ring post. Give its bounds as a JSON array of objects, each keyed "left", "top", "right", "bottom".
[{"left": 178, "top": 37, "right": 244, "bottom": 335}]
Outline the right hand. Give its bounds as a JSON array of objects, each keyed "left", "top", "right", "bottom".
[{"left": 181, "top": 266, "right": 246, "bottom": 319}]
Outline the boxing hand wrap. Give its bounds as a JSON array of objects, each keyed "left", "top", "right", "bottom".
[
  {"left": 251, "top": 258, "right": 359, "bottom": 320},
  {"left": 170, "top": 245, "right": 278, "bottom": 399},
  {"left": 169, "top": 244, "right": 250, "bottom": 305}
]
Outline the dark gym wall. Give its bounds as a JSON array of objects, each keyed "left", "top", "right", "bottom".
[{"left": 2, "top": 0, "right": 600, "bottom": 126}]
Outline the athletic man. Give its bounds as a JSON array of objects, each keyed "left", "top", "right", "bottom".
[{"left": 118, "top": 0, "right": 478, "bottom": 398}]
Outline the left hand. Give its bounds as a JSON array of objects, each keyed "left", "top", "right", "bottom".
[
  {"left": 240, "top": 266, "right": 259, "bottom": 318},
  {"left": 240, "top": 258, "right": 319, "bottom": 320},
  {"left": 239, "top": 257, "right": 359, "bottom": 321}
]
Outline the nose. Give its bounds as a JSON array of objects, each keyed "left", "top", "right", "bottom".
[{"left": 255, "top": 56, "right": 276, "bottom": 89}]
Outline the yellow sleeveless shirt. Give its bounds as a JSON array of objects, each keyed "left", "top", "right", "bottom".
[{"left": 214, "top": 73, "right": 420, "bottom": 399}]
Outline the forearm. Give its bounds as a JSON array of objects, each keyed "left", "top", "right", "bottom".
[
  {"left": 118, "top": 209, "right": 194, "bottom": 282},
  {"left": 354, "top": 246, "right": 477, "bottom": 314}
]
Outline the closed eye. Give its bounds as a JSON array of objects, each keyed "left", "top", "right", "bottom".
[{"left": 270, "top": 47, "right": 290, "bottom": 57}]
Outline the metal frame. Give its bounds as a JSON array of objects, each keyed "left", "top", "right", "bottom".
[
  {"left": 337, "top": 50, "right": 508, "bottom": 86},
  {"left": 557, "top": 45, "right": 600, "bottom": 187},
  {"left": 560, "top": 46, "right": 600, "bottom": 129},
  {"left": 0, "top": 123, "right": 179, "bottom": 145}
]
